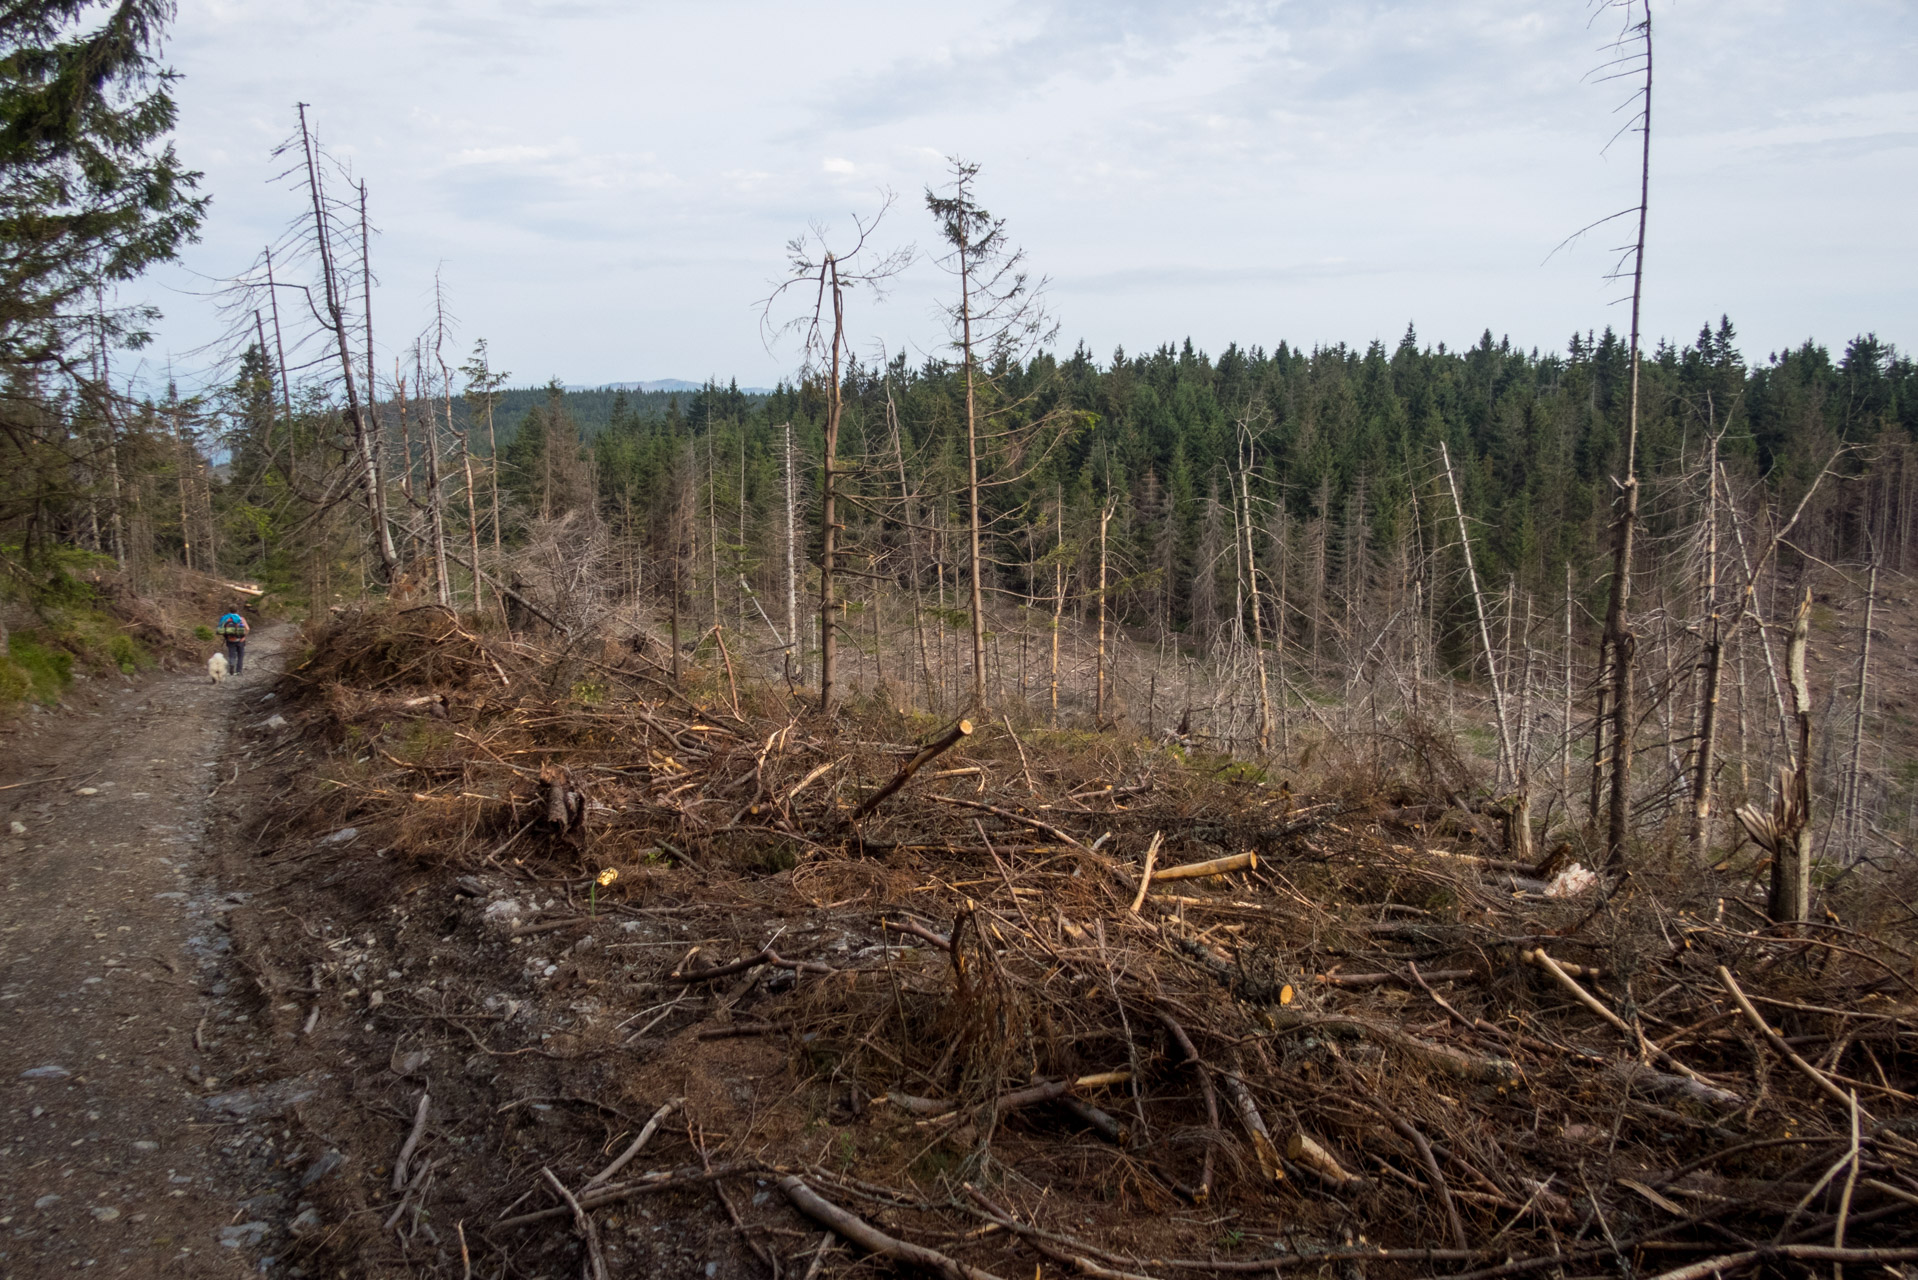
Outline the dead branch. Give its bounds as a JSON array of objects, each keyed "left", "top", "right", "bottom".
[
  {"left": 778, "top": 1174, "right": 1006, "bottom": 1280},
  {"left": 850, "top": 719, "right": 973, "bottom": 822},
  {"left": 541, "top": 1167, "right": 609, "bottom": 1280},
  {"left": 1717, "top": 964, "right": 1867, "bottom": 1117}
]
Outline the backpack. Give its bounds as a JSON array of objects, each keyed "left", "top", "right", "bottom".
[{"left": 218, "top": 613, "right": 249, "bottom": 639}]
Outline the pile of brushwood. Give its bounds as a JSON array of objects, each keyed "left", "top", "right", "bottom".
[{"left": 267, "top": 603, "right": 1918, "bottom": 1280}]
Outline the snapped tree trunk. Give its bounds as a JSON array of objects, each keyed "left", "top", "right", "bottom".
[{"left": 1768, "top": 589, "right": 1814, "bottom": 923}]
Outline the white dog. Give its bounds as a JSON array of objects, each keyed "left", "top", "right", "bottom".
[{"left": 208, "top": 651, "right": 229, "bottom": 684}]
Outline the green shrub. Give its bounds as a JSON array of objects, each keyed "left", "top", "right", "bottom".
[{"left": 193, "top": 624, "right": 215, "bottom": 642}]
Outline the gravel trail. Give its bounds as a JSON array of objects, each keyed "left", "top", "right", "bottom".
[{"left": 0, "top": 627, "right": 305, "bottom": 1278}]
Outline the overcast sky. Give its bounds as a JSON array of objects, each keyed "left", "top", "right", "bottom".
[{"left": 136, "top": 0, "right": 1917, "bottom": 393}]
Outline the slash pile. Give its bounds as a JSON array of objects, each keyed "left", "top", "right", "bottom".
[{"left": 252, "top": 604, "right": 1918, "bottom": 1279}]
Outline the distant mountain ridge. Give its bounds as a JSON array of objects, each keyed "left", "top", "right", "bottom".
[{"left": 567, "top": 378, "right": 776, "bottom": 395}]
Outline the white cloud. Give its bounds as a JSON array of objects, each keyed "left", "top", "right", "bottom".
[{"left": 135, "top": 0, "right": 1916, "bottom": 391}]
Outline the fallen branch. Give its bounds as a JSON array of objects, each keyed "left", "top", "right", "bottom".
[
  {"left": 541, "top": 1167, "right": 609, "bottom": 1280},
  {"left": 882, "top": 917, "right": 953, "bottom": 951},
  {"left": 778, "top": 1174, "right": 1005, "bottom": 1280},
  {"left": 1128, "top": 832, "right": 1163, "bottom": 914},
  {"left": 1220, "top": 1055, "right": 1283, "bottom": 1182},
  {"left": 581, "top": 1097, "right": 682, "bottom": 1192},
  {"left": 850, "top": 719, "right": 973, "bottom": 822},
  {"left": 1717, "top": 964, "right": 1867, "bottom": 1116},
  {"left": 1648, "top": 1245, "right": 1918, "bottom": 1280},
  {"left": 1158, "top": 1013, "right": 1218, "bottom": 1204},
  {"left": 493, "top": 1161, "right": 770, "bottom": 1230},
  {"left": 1269, "top": 1010, "right": 1521, "bottom": 1084},
  {"left": 671, "top": 946, "right": 833, "bottom": 982},
  {"left": 393, "top": 1091, "right": 430, "bottom": 1192},
  {"left": 926, "top": 794, "right": 1096, "bottom": 855},
  {"left": 1525, "top": 948, "right": 1727, "bottom": 1094},
  {"left": 1318, "top": 968, "right": 1474, "bottom": 989}
]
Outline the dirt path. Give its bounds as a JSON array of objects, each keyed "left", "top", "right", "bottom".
[{"left": 1, "top": 627, "right": 305, "bottom": 1278}]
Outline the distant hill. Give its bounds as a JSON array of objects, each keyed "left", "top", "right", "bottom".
[{"left": 567, "top": 379, "right": 777, "bottom": 395}]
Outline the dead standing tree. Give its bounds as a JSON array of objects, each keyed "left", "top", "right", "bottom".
[
  {"left": 762, "top": 199, "right": 910, "bottom": 712},
  {"left": 926, "top": 159, "right": 1064, "bottom": 713},
  {"left": 280, "top": 103, "right": 398, "bottom": 581},
  {"left": 1564, "top": 2, "right": 1655, "bottom": 867}
]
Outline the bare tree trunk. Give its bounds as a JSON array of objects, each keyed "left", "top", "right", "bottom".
[
  {"left": 460, "top": 431, "right": 482, "bottom": 611},
  {"left": 1845, "top": 560, "right": 1877, "bottom": 855},
  {"left": 427, "top": 302, "right": 454, "bottom": 609},
  {"left": 298, "top": 106, "right": 396, "bottom": 579},
  {"left": 1516, "top": 588, "right": 1535, "bottom": 775},
  {"left": 961, "top": 246, "right": 988, "bottom": 711},
  {"left": 98, "top": 296, "right": 125, "bottom": 565},
  {"left": 361, "top": 180, "right": 386, "bottom": 543},
  {"left": 174, "top": 404, "right": 193, "bottom": 571},
  {"left": 485, "top": 394, "right": 501, "bottom": 562},
  {"left": 1690, "top": 448, "right": 1725, "bottom": 857},
  {"left": 818, "top": 259, "right": 845, "bottom": 712},
  {"left": 886, "top": 400, "right": 933, "bottom": 706},
  {"left": 1095, "top": 502, "right": 1112, "bottom": 727},
  {"left": 784, "top": 422, "right": 798, "bottom": 684},
  {"left": 1439, "top": 442, "right": 1516, "bottom": 781},
  {"left": 707, "top": 433, "right": 721, "bottom": 631},
  {"left": 1050, "top": 493, "right": 1064, "bottom": 728},
  {"left": 1239, "top": 451, "right": 1273, "bottom": 753},
  {"left": 1274, "top": 505, "right": 1291, "bottom": 751},
  {"left": 423, "top": 377, "right": 449, "bottom": 604},
  {"left": 1602, "top": 4, "right": 1653, "bottom": 868},
  {"left": 394, "top": 359, "right": 415, "bottom": 506},
  {"left": 1561, "top": 564, "right": 1574, "bottom": 810}
]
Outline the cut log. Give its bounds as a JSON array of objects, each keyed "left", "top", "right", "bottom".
[{"left": 1151, "top": 851, "right": 1257, "bottom": 882}]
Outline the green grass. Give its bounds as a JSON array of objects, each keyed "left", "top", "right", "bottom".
[
  {"left": 5, "top": 634, "right": 73, "bottom": 704},
  {"left": 0, "top": 548, "right": 155, "bottom": 702}
]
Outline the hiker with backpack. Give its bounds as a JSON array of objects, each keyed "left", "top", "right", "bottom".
[{"left": 217, "top": 608, "right": 250, "bottom": 675}]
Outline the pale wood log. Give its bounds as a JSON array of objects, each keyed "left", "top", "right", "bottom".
[
  {"left": 1151, "top": 851, "right": 1256, "bottom": 882},
  {"left": 1286, "top": 1131, "right": 1362, "bottom": 1187}
]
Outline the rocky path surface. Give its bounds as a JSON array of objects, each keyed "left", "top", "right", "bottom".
[{"left": 0, "top": 628, "right": 308, "bottom": 1278}]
